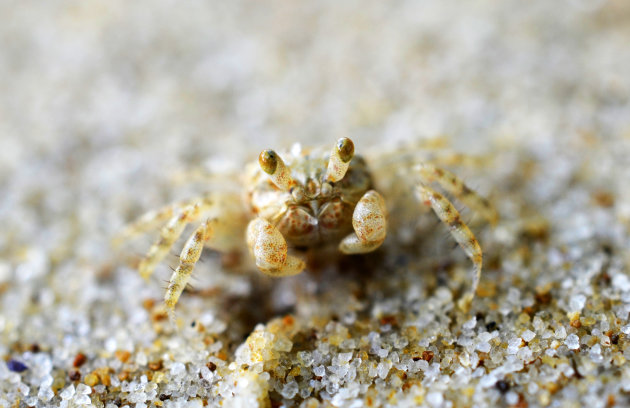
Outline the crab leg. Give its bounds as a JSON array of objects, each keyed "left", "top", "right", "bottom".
[
  {"left": 422, "top": 152, "right": 491, "bottom": 168},
  {"left": 138, "top": 202, "right": 210, "bottom": 280},
  {"left": 339, "top": 190, "right": 388, "bottom": 254},
  {"left": 416, "top": 185, "right": 482, "bottom": 311},
  {"left": 416, "top": 163, "right": 498, "bottom": 225},
  {"left": 246, "top": 218, "right": 305, "bottom": 277},
  {"left": 113, "top": 199, "right": 196, "bottom": 246},
  {"left": 164, "top": 218, "right": 216, "bottom": 313},
  {"left": 163, "top": 195, "right": 246, "bottom": 314}
]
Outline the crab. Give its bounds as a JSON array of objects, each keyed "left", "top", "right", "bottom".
[{"left": 118, "top": 138, "right": 497, "bottom": 315}]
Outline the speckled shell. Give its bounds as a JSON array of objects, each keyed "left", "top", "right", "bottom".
[{"left": 246, "top": 148, "right": 372, "bottom": 247}]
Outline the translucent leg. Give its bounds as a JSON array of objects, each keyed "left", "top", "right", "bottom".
[{"left": 416, "top": 185, "right": 483, "bottom": 311}]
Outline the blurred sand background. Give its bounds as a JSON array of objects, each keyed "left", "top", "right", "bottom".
[{"left": 1, "top": 1, "right": 630, "bottom": 407}]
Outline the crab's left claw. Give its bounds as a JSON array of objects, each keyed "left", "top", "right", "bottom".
[{"left": 339, "top": 190, "right": 388, "bottom": 254}]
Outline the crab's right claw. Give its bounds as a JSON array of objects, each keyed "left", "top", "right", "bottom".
[{"left": 246, "top": 218, "right": 305, "bottom": 277}]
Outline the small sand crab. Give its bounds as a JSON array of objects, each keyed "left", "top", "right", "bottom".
[{"left": 119, "top": 138, "right": 496, "bottom": 314}]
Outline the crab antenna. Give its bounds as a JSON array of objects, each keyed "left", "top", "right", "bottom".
[
  {"left": 259, "top": 149, "right": 295, "bottom": 191},
  {"left": 325, "top": 137, "right": 354, "bottom": 182}
]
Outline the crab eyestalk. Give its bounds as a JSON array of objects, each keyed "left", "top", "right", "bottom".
[
  {"left": 325, "top": 137, "right": 354, "bottom": 182},
  {"left": 259, "top": 149, "right": 295, "bottom": 191}
]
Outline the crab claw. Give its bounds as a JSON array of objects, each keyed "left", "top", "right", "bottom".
[
  {"left": 246, "top": 218, "right": 305, "bottom": 277},
  {"left": 339, "top": 190, "right": 387, "bottom": 254}
]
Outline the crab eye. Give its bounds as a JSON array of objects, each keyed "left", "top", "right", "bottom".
[
  {"left": 325, "top": 137, "right": 355, "bottom": 182},
  {"left": 259, "top": 150, "right": 278, "bottom": 175},
  {"left": 336, "top": 138, "right": 354, "bottom": 163},
  {"left": 258, "top": 149, "right": 295, "bottom": 191}
]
